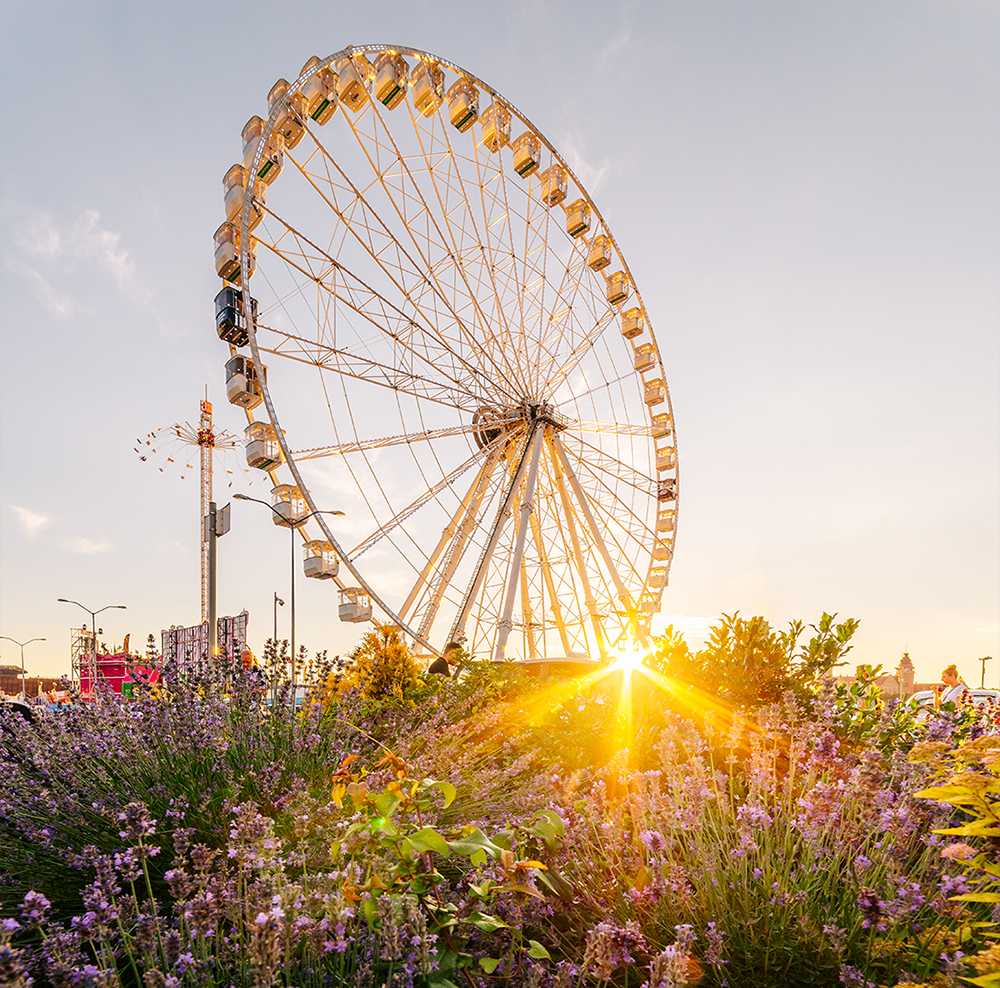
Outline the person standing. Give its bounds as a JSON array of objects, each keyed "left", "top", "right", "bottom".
[
  {"left": 935, "top": 664, "right": 969, "bottom": 710},
  {"left": 428, "top": 641, "right": 463, "bottom": 678}
]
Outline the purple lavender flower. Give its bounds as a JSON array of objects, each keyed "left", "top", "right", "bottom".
[
  {"left": 704, "top": 922, "right": 727, "bottom": 967},
  {"left": 19, "top": 890, "right": 51, "bottom": 929},
  {"left": 839, "top": 964, "right": 875, "bottom": 987}
]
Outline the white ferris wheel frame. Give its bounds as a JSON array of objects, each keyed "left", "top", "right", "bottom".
[{"left": 236, "top": 43, "right": 679, "bottom": 660}]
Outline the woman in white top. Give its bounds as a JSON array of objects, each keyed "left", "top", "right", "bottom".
[{"left": 936, "top": 664, "right": 968, "bottom": 709}]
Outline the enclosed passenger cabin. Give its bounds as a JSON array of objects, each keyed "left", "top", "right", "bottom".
[
  {"left": 565, "top": 198, "right": 591, "bottom": 238},
  {"left": 214, "top": 223, "right": 256, "bottom": 285},
  {"left": 651, "top": 413, "right": 673, "bottom": 439},
  {"left": 648, "top": 567, "right": 669, "bottom": 589},
  {"left": 268, "top": 78, "right": 306, "bottom": 150},
  {"left": 270, "top": 484, "right": 309, "bottom": 527},
  {"left": 606, "top": 271, "right": 630, "bottom": 305},
  {"left": 643, "top": 378, "right": 666, "bottom": 406},
  {"left": 336, "top": 54, "right": 372, "bottom": 112},
  {"left": 339, "top": 588, "right": 372, "bottom": 623},
  {"left": 479, "top": 103, "right": 510, "bottom": 151},
  {"left": 539, "top": 166, "right": 567, "bottom": 206},
  {"left": 655, "top": 446, "right": 677, "bottom": 472},
  {"left": 215, "top": 287, "right": 257, "bottom": 347},
  {"left": 303, "top": 540, "right": 339, "bottom": 579},
  {"left": 300, "top": 56, "right": 338, "bottom": 124},
  {"left": 244, "top": 421, "right": 282, "bottom": 470},
  {"left": 226, "top": 355, "right": 264, "bottom": 409},
  {"left": 373, "top": 52, "right": 408, "bottom": 109},
  {"left": 633, "top": 342, "right": 656, "bottom": 373},
  {"left": 657, "top": 478, "right": 677, "bottom": 502},
  {"left": 241, "top": 116, "right": 284, "bottom": 185},
  {"left": 587, "top": 234, "right": 611, "bottom": 271},
  {"left": 411, "top": 60, "right": 444, "bottom": 117},
  {"left": 447, "top": 78, "right": 479, "bottom": 132},
  {"left": 656, "top": 508, "right": 677, "bottom": 534},
  {"left": 652, "top": 539, "right": 673, "bottom": 561},
  {"left": 511, "top": 131, "right": 540, "bottom": 177},
  {"left": 621, "top": 306, "right": 644, "bottom": 339},
  {"left": 223, "top": 164, "right": 265, "bottom": 230}
]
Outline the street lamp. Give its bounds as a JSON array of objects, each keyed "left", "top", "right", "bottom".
[
  {"left": 57, "top": 599, "right": 126, "bottom": 696},
  {"left": 0, "top": 636, "right": 46, "bottom": 698},
  {"left": 273, "top": 592, "right": 285, "bottom": 645},
  {"left": 232, "top": 494, "right": 343, "bottom": 691}
]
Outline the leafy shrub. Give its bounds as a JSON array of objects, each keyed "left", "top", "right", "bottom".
[{"left": 650, "top": 611, "right": 859, "bottom": 709}]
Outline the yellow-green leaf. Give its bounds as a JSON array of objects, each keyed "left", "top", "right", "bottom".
[
  {"left": 961, "top": 972, "right": 1000, "bottom": 987},
  {"left": 409, "top": 826, "right": 452, "bottom": 857},
  {"left": 479, "top": 958, "right": 501, "bottom": 973},
  {"left": 501, "top": 883, "right": 545, "bottom": 900},
  {"left": 935, "top": 823, "right": 1000, "bottom": 837}
]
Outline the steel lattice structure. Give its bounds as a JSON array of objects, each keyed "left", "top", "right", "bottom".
[{"left": 222, "top": 44, "right": 679, "bottom": 662}]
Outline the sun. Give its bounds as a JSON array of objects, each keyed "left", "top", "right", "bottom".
[{"left": 611, "top": 648, "right": 646, "bottom": 672}]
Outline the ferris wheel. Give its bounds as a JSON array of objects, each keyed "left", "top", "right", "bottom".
[{"left": 213, "top": 45, "right": 678, "bottom": 663}]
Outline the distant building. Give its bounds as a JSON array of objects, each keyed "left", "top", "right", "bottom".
[{"left": 833, "top": 651, "right": 939, "bottom": 698}]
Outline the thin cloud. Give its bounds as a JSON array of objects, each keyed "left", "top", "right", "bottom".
[
  {"left": 10, "top": 262, "right": 74, "bottom": 318},
  {"left": 62, "top": 536, "right": 111, "bottom": 555},
  {"left": 4, "top": 205, "right": 149, "bottom": 312},
  {"left": 9, "top": 505, "right": 50, "bottom": 538},
  {"left": 559, "top": 137, "right": 610, "bottom": 196}
]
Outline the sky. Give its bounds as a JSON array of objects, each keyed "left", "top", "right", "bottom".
[{"left": 0, "top": 0, "right": 997, "bottom": 687}]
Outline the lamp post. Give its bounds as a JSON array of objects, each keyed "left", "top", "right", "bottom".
[
  {"left": 57, "top": 599, "right": 126, "bottom": 696},
  {"left": 274, "top": 592, "right": 285, "bottom": 646},
  {"left": 233, "top": 494, "right": 342, "bottom": 692},
  {"left": 980, "top": 656, "right": 993, "bottom": 690},
  {"left": 0, "top": 636, "right": 46, "bottom": 698}
]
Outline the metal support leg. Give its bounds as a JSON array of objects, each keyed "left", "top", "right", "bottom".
[
  {"left": 398, "top": 445, "right": 503, "bottom": 625},
  {"left": 449, "top": 424, "right": 542, "bottom": 644},
  {"left": 493, "top": 431, "right": 543, "bottom": 661}
]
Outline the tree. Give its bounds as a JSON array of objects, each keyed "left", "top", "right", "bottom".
[{"left": 334, "top": 624, "right": 420, "bottom": 702}]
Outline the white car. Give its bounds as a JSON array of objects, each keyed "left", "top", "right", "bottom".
[{"left": 910, "top": 688, "right": 999, "bottom": 718}]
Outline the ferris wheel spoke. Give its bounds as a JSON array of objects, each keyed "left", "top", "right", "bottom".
[
  {"left": 551, "top": 433, "right": 646, "bottom": 646},
  {"left": 566, "top": 435, "right": 659, "bottom": 499},
  {"left": 257, "top": 215, "right": 504, "bottom": 403},
  {"left": 564, "top": 418, "right": 663, "bottom": 437},
  {"left": 448, "top": 425, "right": 543, "bottom": 643},
  {"left": 538, "top": 307, "right": 619, "bottom": 398},
  {"left": 290, "top": 419, "right": 519, "bottom": 461},
  {"left": 562, "top": 445, "right": 658, "bottom": 551},
  {"left": 256, "top": 334, "right": 477, "bottom": 413},
  {"left": 346, "top": 435, "right": 516, "bottom": 562},
  {"left": 402, "top": 111, "right": 531, "bottom": 393},
  {"left": 336, "top": 103, "right": 527, "bottom": 397},
  {"left": 396, "top": 443, "right": 505, "bottom": 628},
  {"left": 411, "top": 450, "right": 506, "bottom": 642},
  {"left": 527, "top": 505, "right": 571, "bottom": 657},
  {"left": 287, "top": 139, "right": 523, "bottom": 405},
  {"left": 545, "top": 432, "right": 610, "bottom": 659}
]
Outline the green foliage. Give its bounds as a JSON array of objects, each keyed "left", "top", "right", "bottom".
[
  {"left": 650, "top": 611, "right": 859, "bottom": 708},
  {"left": 330, "top": 624, "right": 422, "bottom": 703},
  {"left": 913, "top": 737, "right": 1000, "bottom": 986},
  {"left": 329, "top": 751, "right": 560, "bottom": 985}
]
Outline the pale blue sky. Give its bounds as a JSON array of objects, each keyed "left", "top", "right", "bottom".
[{"left": 1, "top": 0, "right": 997, "bottom": 684}]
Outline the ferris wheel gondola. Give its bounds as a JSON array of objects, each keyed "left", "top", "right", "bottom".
[{"left": 217, "top": 45, "right": 679, "bottom": 662}]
